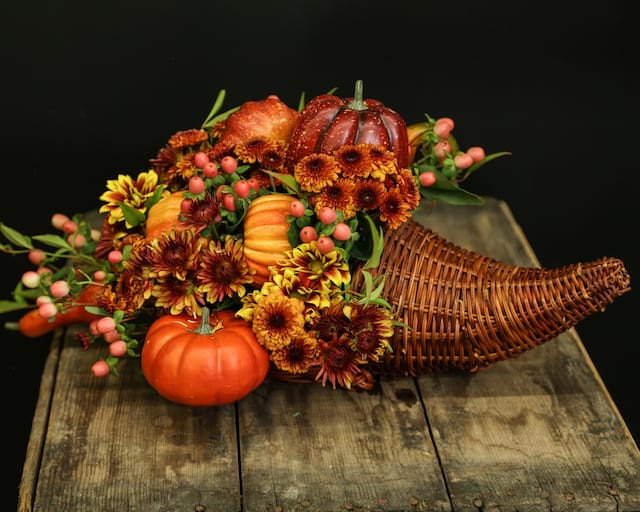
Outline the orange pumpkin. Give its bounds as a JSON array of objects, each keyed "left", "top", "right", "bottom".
[
  {"left": 243, "top": 194, "right": 295, "bottom": 284},
  {"left": 145, "top": 191, "right": 185, "bottom": 240},
  {"left": 141, "top": 308, "right": 269, "bottom": 406}
]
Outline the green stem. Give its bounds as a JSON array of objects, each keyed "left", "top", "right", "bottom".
[
  {"left": 347, "top": 80, "right": 366, "bottom": 111},
  {"left": 194, "top": 307, "right": 215, "bottom": 335}
]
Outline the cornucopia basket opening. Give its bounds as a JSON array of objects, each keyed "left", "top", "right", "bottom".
[{"left": 0, "top": 80, "right": 631, "bottom": 406}]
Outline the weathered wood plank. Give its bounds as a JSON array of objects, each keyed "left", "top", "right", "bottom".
[
  {"left": 239, "top": 377, "right": 451, "bottom": 512},
  {"left": 30, "top": 326, "right": 240, "bottom": 512},
  {"left": 415, "top": 198, "right": 640, "bottom": 512}
]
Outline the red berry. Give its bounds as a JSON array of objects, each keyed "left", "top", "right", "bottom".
[
  {"left": 96, "top": 316, "right": 116, "bottom": 334},
  {"left": 433, "top": 141, "right": 451, "bottom": 161},
  {"left": 50, "top": 280, "right": 70, "bottom": 298},
  {"left": 91, "top": 361, "right": 110, "bottom": 377},
  {"left": 433, "top": 122, "right": 451, "bottom": 139},
  {"left": 189, "top": 176, "right": 206, "bottom": 195},
  {"left": 22, "top": 271, "right": 40, "bottom": 288},
  {"left": 466, "top": 146, "right": 486, "bottom": 162},
  {"left": 108, "top": 250, "right": 123, "bottom": 264},
  {"left": 247, "top": 178, "right": 260, "bottom": 191},
  {"left": 38, "top": 302, "right": 58, "bottom": 319},
  {"left": 61, "top": 220, "right": 78, "bottom": 234},
  {"left": 289, "top": 200, "right": 305, "bottom": 218},
  {"left": 194, "top": 151, "right": 209, "bottom": 168},
  {"left": 103, "top": 330, "right": 120, "bottom": 343},
  {"left": 93, "top": 270, "right": 107, "bottom": 282},
  {"left": 234, "top": 180, "right": 251, "bottom": 198},
  {"left": 89, "top": 320, "right": 100, "bottom": 336},
  {"left": 316, "top": 236, "right": 335, "bottom": 254},
  {"left": 419, "top": 171, "right": 437, "bottom": 187},
  {"left": 332, "top": 222, "right": 351, "bottom": 241},
  {"left": 36, "top": 295, "right": 52, "bottom": 306},
  {"left": 109, "top": 340, "right": 127, "bottom": 357},
  {"left": 299, "top": 226, "right": 318, "bottom": 243},
  {"left": 454, "top": 153, "right": 474, "bottom": 170},
  {"left": 437, "top": 117, "right": 455, "bottom": 130},
  {"left": 67, "top": 233, "right": 86, "bottom": 248},
  {"left": 318, "top": 206, "right": 337, "bottom": 225},
  {"left": 202, "top": 162, "right": 218, "bottom": 178},
  {"left": 220, "top": 156, "right": 238, "bottom": 174},
  {"left": 37, "top": 266, "right": 52, "bottom": 275},
  {"left": 51, "top": 213, "right": 69, "bottom": 230},
  {"left": 180, "top": 198, "right": 194, "bottom": 213},
  {"left": 223, "top": 194, "right": 236, "bottom": 211},
  {"left": 28, "top": 249, "right": 46, "bottom": 265}
]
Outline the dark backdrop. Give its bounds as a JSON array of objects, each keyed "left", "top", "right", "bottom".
[{"left": 2, "top": 1, "right": 638, "bottom": 507}]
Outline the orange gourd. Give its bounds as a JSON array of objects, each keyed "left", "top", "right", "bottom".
[
  {"left": 145, "top": 190, "right": 185, "bottom": 240},
  {"left": 243, "top": 194, "right": 295, "bottom": 284},
  {"left": 141, "top": 308, "right": 269, "bottom": 406}
]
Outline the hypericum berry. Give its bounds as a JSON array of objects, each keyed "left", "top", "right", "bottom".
[
  {"left": 289, "top": 200, "right": 305, "bottom": 218},
  {"left": 109, "top": 340, "right": 127, "bottom": 357},
  {"left": 466, "top": 146, "right": 486, "bottom": 162},
  {"left": 180, "top": 198, "right": 194, "bottom": 213},
  {"left": 28, "top": 249, "right": 46, "bottom": 265},
  {"left": 433, "top": 140, "right": 451, "bottom": 161},
  {"left": 22, "top": 271, "right": 40, "bottom": 288},
  {"left": 332, "top": 222, "right": 351, "bottom": 241},
  {"left": 89, "top": 319, "right": 100, "bottom": 336},
  {"left": 51, "top": 213, "right": 69, "bottom": 230},
  {"left": 419, "top": 171, "right": 437, "bottom": 187},
  {"left": 436, "top": 117, "right": 455, "bottom": 131},
  {"left": 50, "top": 280, "right": 70, "bottom": 298},
  {"left": 202, "top": 162, "right": 218, "bottom": 178},
  {"left": 299, "top": 226, "right": 318, "bottom": 243},
  {"left": 36, "top": 295, "right": 52, "bottom": 306},
  {"left": 316, "top": 236, "right": 335, "bottom": 254},
  {"left": 234, "top": 180, "right": 251, "bottom": 198},
  {"left": 189, "top": 176, "right": 206, "bottom": 195},
  {"left": 103, "top": 330, "right": 121, "bottom": 343},
  {"left": 108, "top": 250, "right": 123, "bottom": 264},
  {"left": 96, "top": 316, "right": 116, "bottom": 334},
  {"left": 37, "top": 266, "right": 52, "bottom": 275},
  {"left": 247, "top": 178, "right": 260, "bottom": 191},
  {"left": 223, "top": 194, "right": 236, "bottom": 211},
  {"left": 91, "top": 360, "right": 110, "bottom": 378},
  {"left": 220, "top": 156, "right": 238, "bottom": 174},
  {"left": 433, "top": 122, "right": 451, "bottom": 139},
  {"left": 67, "top": 233, "right": 86, "bottom": 248},
  {"left": 454, "top": 153, "right": 474, "bottom": 170},
  {"left": 38, "top": 302, "right": 58, "bottom": 319},
  {"left": 61, "top": 220, "right": 78, "bottom": 234},
  {"left": 90, "top": 229, "right": 101, "bottom": 242},
  {"left": 194, "top": 151, "right": 210, "bottom": 168},
  {"left": 318, "top": 207, "right": 337, "bottom": 225}
]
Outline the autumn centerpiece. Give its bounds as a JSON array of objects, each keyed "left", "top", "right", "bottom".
[{"left": 0, "top": 81, "right": 630, "bottom": 405}]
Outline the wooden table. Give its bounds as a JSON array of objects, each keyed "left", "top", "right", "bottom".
[{"left": 18, "top": 198, "right": 640, "bottom": 512}]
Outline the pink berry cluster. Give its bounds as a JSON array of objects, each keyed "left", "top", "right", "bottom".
[
  {"left": 287, "top": 199, "right": 356, "bottom": 255},
  {"left": 416, "top": 116, "right": 487, "bottom": 189},
  {"left": 88, "top": 311, "right": 136, "bottom": 377}
]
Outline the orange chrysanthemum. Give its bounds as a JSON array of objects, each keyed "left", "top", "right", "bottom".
[
  {"left": 395, "top": 168, "right": 421, "bottom": 211},
  {"left": 198, "top": 237, "right": 254, "bottom": 303},
  {"left": 312, "top": 178, "right": 356, "bottom": 219},
  {"left": 151, "top": 270, "right": 203, "bottom": 317},
  {"left": 334, "top": 144, "right": 372, "bottom": 179},
  {"left": 98, "top": 269, "right": 148, "bottom": 315},
  {"left": 294, "top": 154, "right": 340, "bottom": 193},
  {"left": 271, "top": 332, "right": 319, "bottom": 374},
  {"left": 168, "top": 129, "right": 208, "bottom": 149},
  {"left": 252, "top": 290, "right": 306, "bottom": 350},
  {"left": 257, "top": 140, "right": 287, "bottom": 170},
  {"left": 234, "top": 136, "right": 272, "bottom": 163},
  {"left": 352, "top": 179, "right": 386, "bottom": 211},
  {"left": 315, "top": 335, "right": 361, "bottom": 389},
  {"left": 147, "top": 228, "right": 201, "bottom": 281},
  {"left": 379, "top": 188, "right": 411, "bottom": 229},
  {"left": 346, "top": 303, "right": 394, "bottom": 362},
  {"left": 179, "top": 191, "right": 221, "bottom": 233},
  {"left": 367, "top": 144, "right": 398, "bottom": 180}
]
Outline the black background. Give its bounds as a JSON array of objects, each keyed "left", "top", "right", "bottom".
[{"left": 1, "top": 1, "right": 638, "bottom": 508}]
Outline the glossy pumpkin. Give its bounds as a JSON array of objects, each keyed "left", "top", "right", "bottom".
[
  {"left": 145, "top": 190, "right": 185, "bottom": 240},
  {"left": 286, "top": 80, "right": 409, "bottom": 169},
  {"left": 243, "top": 193, "right": 295, "bottom": 284},
  {"left": 141, "top": 308, "right": 269, "bottom": 406}
]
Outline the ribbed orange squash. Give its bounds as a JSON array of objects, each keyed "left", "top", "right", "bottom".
[
  {"left": 145, "top": 191, "right": 185, "bottom": 240},
  {"left": 243, "top": 194, "right": 295, "bottom": 284}
]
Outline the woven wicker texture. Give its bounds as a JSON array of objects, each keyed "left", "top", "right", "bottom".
[{"left": 269, "top": 220, "right": 630, "bottom": 384}]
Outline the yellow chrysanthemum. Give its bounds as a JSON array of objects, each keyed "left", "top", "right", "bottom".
[
  {"left": 99, "top": 170, "right": 162, "bottom": 228},
  {"left": 270, "top": 331, "right": 319, "bottom": 374},
  {"left": 252, "top": 288, "right": 306, "bottom": 350}
]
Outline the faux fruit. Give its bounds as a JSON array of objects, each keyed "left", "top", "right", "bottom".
[
  {"left": 286, "top": 80, "right": 409, "bottom": 169},
  {"left": 243, "top": 193, "right": 295, "bottom": 284},
  {"left": 141, "top": 308, "right": 269, "bottom": 406},
  {"left": 145, "top": 190, "right": 185, "bottom": 240}
]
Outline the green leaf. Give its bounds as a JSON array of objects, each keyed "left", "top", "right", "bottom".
[
  {"left": 361, "top": 213, "right": 383, "bottom": 270},
  {"left": 144, "top": 184, "right": 166, "bottom": 211},
  {"left": 201, "top": 89, "right": 227, "bottom": 127},
  {"left": 0, "top": 223, "right": 33, "bottom": 249},
  {"left": 261, "top": 170, "right": 301, "bottom": 194},
  {"left": 0, "top": 300, "right": 30, "bottom": 314},
  {"left": 416, "top": 165, "right": 484, "bottom": 205},
  {"left": 202, "top": 106, "right": 240, "bottom": 130},
  {"left": 297, "top": 91, "right": 306, "bottom": 112},
  {"left": 32, "top": 234, "right": 72, "bottom": 250},
  {"left": 462, "top": 151, "right": 511, "bottom": 178},
  {"left": 117, "top": 202, "right": 146, "bottom": 227},
  {"left": 84, "top": 306, "right": 110, "bottom": 316}
]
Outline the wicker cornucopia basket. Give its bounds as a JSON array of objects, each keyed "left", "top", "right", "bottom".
[{"left": 269, "top": 219, "right": 630, "bottom": 386}]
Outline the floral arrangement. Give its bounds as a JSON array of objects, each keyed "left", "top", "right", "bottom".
[{"left": 0, "top": 81, "right": 508, "bottom": 405}]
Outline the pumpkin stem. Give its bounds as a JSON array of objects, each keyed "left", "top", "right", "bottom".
[
  {"left": 347, "top": 79, "right": 366, "bottom": 111},
  {"left": 194, "top": 307, "right": 216, "bottom": 335}
]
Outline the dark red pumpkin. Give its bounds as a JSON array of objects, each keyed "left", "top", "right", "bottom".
[{"left": 286, "top": 80, "right": 409, "bottom": 169}]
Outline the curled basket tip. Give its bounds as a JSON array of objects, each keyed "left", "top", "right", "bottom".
[{"left": 350, "top": 220, "right": 630, "bottom": 377}]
